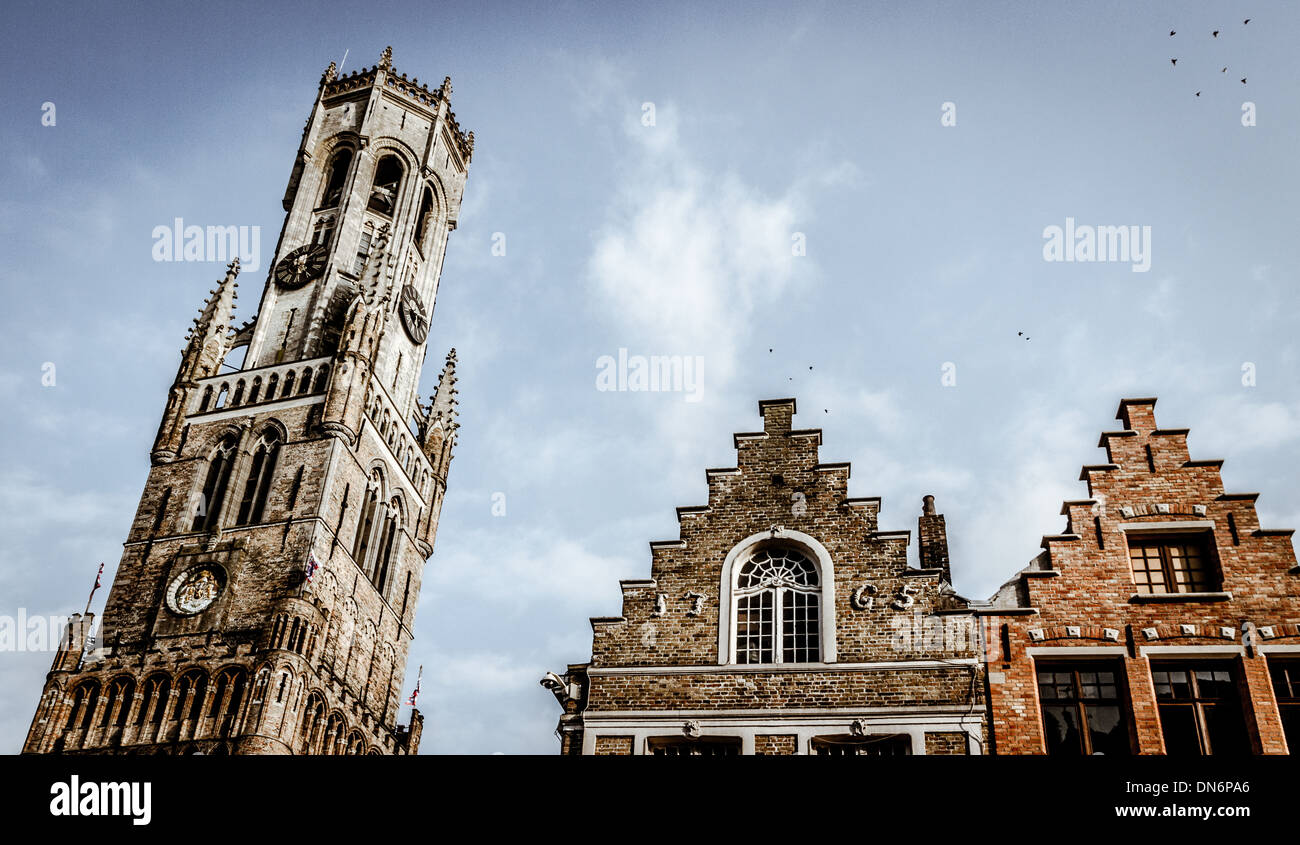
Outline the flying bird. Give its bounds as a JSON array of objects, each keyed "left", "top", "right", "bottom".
[
  {"left": 1222, "top": 67, "right": 1227, "bottom": 72},
  {"left": 1212, "top": 30, "right": 1219, "bottom": 37},
  {"left": 1196, "top": 91, "right": 1201, "bottom": 97},
  {"left": 1169, "top": 30, "right": 1175, "bottom": 36},
  {"left": 1241, "top": 77, "right": 1247, "bottom": 84},
  {"left": 1171, "top": 58, "right": 1177, "bottom": 66},
  {"left": 1244, "top": 19, "right": 1250, "bottom": 25}
]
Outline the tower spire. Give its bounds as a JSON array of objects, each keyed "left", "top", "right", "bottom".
[
  {"left": 151, "top": 259, "right": 240, "bottom": 464},
  {"left": 185, "top": 258, "right": 240, "bottom": 380},
  {"left": 421, "top": 348, "right": 459, "bottom": 465}
]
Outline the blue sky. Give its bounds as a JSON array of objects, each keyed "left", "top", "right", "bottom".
[{"left": 1, "top": 0, "right": 1297, "bottom": 753}]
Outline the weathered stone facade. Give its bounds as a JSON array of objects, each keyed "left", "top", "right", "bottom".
[
  {"left": 23, "top": 48, "right": 470, "bottom": 756},
  {"left": 984, "top": 398, "right": 1300, "bottom": 755},
  {"left": 545, "top": 399, "right": 986, "bottom": 755}
]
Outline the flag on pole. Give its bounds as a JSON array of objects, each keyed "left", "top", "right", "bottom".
[
  {"left": 406, "top": 665, "right": 423, "bottom": 706},
  {"left": 84, "top": 562, "right": 105, "bottom": 617}
]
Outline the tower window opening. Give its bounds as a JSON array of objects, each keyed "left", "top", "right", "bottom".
[
  {"left": 193, "top": 436, "right": 237, "bottom": 531},
  {"left": 367, "top": 156, "right": 404, "bottom": 216},
  {"left": 236, "top": 429, "right": 282, "bottom": 526},
  {"left": 414, "top": 186, "right": 434, "bottom": 253},
  {"left": 320, "top": 149, "right": 353, "bottom": 209}
]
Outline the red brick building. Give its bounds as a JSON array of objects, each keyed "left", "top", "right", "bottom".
[
  {"left": 983, "top": 398, "right": 1300, "bottom": 755},
  {"left": 544, "top": 399, "right": 986, "bottom": 755}
]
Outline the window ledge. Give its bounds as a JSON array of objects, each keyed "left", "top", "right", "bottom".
[{"left": 1129, "top": 591, "right": 1232, "bottom": 603}]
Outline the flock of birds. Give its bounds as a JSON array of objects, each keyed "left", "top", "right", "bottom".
[
  {"left": 1170, "top": 19, "right": 1252, "bottom": 97},
  {"left": 762, "top": 22, "right": 1254, "bottom": 413}
]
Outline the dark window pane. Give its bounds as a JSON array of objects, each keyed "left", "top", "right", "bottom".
[
  {"left": 1202, "top": 703, "right": 1249, "bottom": 756},
  {"left": 1159, "top": 704, "right": 1201, "bottom": 755},
  {"left": 1042, "top": 704, "right": 1083, "bottom": 755},
  {"left": 1279, "top": 705, "right": 1300, "bottom": 752},
  {"left": 1085, "top": 705, "right": 1130, "bottom": 756}
]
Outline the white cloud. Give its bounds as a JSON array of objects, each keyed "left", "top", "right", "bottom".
[{"left": 426, "top": 526, "right": 636, "bottom": 611}]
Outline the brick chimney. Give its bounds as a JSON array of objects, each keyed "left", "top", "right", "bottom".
[{"left": 918, "top": 495, "right": 952, "bottom": 584}]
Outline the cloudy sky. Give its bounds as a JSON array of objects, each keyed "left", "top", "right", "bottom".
[{"left": 1, "top": 0, "right": 1297, "bottom": 753}]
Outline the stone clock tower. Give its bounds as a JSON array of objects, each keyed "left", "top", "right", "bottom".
[{"left": 23, "top": 47, "right": 472, "bottom": 755}]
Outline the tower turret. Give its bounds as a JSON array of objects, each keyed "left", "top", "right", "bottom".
[{"left": 151, "top": 259, "right": 239, "bottom": 463}]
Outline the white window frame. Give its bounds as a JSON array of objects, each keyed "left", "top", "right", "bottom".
[{"left": 718, "top": 529, "right": 837, "bottom": 665}]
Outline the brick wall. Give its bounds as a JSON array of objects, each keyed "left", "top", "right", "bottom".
[{"left": 985, "top": 398, "right": 1299, "bottom": 755}]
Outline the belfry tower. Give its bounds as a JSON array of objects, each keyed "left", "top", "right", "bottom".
[{"left": 24, "top": 47, "right": 472, "bottom": 755}]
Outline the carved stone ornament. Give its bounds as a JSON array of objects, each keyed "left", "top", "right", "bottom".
[
  {"left": 683, "top": 720, "right": 701, "bottom": 738},
  {"left": 652, "top": 593, "right": 667, "bottom": 617},
  {"left": 685, "top": 591, "right": 705, "bottom": 617},
  {"left": 849, "top": 718, "right": 869, "bottom": 737},
  {"left": 891, "top": 583, "right": 917, "bottom": 611},
  {"left": 166, "top": 564, "right": 226, "bottom": 616},
  {"left": 398, "top": 283, "right": 430, "bottom": 344},
  {"left": 851, "top": 584, "right": 877, "bottom": 610},
  {"left": 274, "top": 244, "right": 328, "bottom": 290}
]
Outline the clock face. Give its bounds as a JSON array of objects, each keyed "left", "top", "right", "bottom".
[
  {"left": 274, "top": 244, "right": 328, "bottom": 290},
  {"left": 166, "top": 565, "right": 225, "bottom": 616},
  {"left": 398, "top": 284, "right": 430, "bottom": 345}
]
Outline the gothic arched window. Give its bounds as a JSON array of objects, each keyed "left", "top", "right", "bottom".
[
  {"left": 367, "top": 155, "right": 404, "bottom": 216},
  {"left": 413, "top": 186, "right": 434, "bottom": 253},
  {"left": 192, "top": 436, "right": 237, "bottom": 531},
  {"left": 209, "top": 667, "right": 247, "bottom": 724},
  {"left": 301, "top": 693, "right": 327, "bottom": 753},
  {"left": 65, "top": 680, "right": 99, "bottom": 731},
  {"left": 174, "top": 669, "right": 208, "bottom": 721},
  {"left": 143, "top": 674, "right": 172, "bottom": 726},
  {"left": 321, "top": 149, "right": 353, "bottom": 208},
  {"left": 733, "top": 547, "right": 821, "bottom": 665},
  {"left": 236, "top": 429, "right": 282, "bottom": 526},
  {"left": 102, "top": 676, "right": 135, "bottom": 728},
  {"left": 352, "top": 485, "right": 379, "bottom": 568},
  {"left": 372, "top": 499, "right": 401, "bottom": 594}
]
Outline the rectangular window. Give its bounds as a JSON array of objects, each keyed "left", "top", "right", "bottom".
[
  {"left": 1036, "top": 663, "right": 1130, "bottom": 755},
  {"left": 811, "top": 734, "right": 912, "bottom": 756},
  {"left": 1151, "top": 662, "right": 1248, "bottom": 755},
  {"left": 1270, "top": 660, "right": 1300, "bottom": 753},
  {"left": 648, "top": 737, "right": 740, "bottom": 756},
  {"left": 1127, "top": 534, "right": 1217, "bottom": 594}
]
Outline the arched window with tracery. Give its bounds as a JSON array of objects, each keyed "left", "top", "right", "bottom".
[
  {"left": 236, "top": 429, "right": 282, "bottom": 525},
  {"left": 192, "top": 436, "right": 237, "bottom": 531},
  {"left": 733, "top": 547, "right": 821, "bottom": 664}
]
